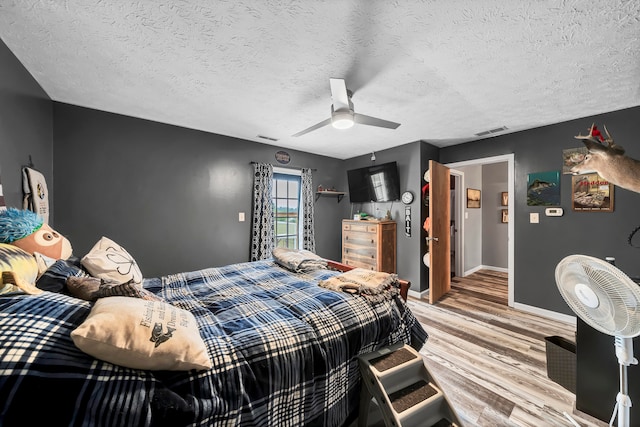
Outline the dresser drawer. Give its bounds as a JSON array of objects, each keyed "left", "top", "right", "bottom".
[
  {"left": 342, "top": 258, "right": 377, "bottom": 271},
  {"left": 343, "top": 221, "right": 377, "bottom": 233},
  {"left": 343, "top": 244, "right": 377, "bottom": 260},
  {"left": 343, "top": 231, "right": 377, "bottom": 246},
  {"left": 341, "top": 219, "right": 396, "bottom": 273}
]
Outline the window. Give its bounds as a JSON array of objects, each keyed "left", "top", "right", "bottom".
[
  {"left": 370, "top": 171, "right": 390, "bottom": 201},
  {"left": 272, "top": 169, "right": 302, "bottom": 249}
]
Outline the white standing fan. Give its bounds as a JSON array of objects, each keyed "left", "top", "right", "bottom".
[{"left": 555, "top": 255, "right": 640, "bottom": 427}]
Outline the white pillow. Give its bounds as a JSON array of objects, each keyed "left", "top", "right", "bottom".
[
  {"left": 81, "top": 236, "right": 143, "bottom": 284},
  {"left": 71, "top": 297, "right": 212, "bottom": 371}
]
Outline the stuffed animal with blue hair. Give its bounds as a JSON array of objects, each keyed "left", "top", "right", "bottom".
[{"left": 0, "top": 208, "right": 72, "bottom": 294}]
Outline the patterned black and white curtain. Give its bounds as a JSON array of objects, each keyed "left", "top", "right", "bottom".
[
  {"left": 250, "top": 163, "right": 274, "bottom": 261},
  {"left": 301, "top": 168, "right": 316, "bottom": 252}
]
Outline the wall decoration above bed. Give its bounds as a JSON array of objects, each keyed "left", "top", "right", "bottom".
[
  {"left": 22, "top": 166, "right": 49, "bottom": 223},
  {"left": 0, "top": 172, "right": 5, "bottom": 211}
]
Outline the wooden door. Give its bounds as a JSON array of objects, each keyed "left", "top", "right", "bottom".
[{"left": 428, "top": 160, "right": 451, "bottom": 304}]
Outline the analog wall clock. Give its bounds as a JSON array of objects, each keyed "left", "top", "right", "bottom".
[{"left": 401, "top": 191, "right": 414, "bottom": 205}]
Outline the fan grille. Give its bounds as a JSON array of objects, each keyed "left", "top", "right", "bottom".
[{"left": 555, "top": 255, "right": 640, "bottom": 338}]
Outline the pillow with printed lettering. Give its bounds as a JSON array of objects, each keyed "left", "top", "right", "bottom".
[{"left": 71, "top": 297, "right": 212, "bottom": 371}]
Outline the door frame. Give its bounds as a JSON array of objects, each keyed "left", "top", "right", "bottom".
[
  {"left": 449, "top": 169, "right": 464, "bottom": 280},
  {"left": 445, "top": 154, "right": 515, "bottom": 307}
]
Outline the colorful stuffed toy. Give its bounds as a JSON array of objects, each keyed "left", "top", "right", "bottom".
[
  {"left": 0, "top": 208, "right": 73, "bottom": 294},
  {"left": 0, "top": 243, "right": 41, "bottom": 294},
  {"left": 0, "top": 208, "right": 72, "bottom": 260}
]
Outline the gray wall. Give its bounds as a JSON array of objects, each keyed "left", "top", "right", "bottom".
[
  {"left": 342, "top": 141, "right": 428, "bottom": 292},
  {"left": 457, "top": 164, "right": 482, "bottom": 273},
  {"left": 6, "top": 35, "right": 640, "bottom": 318},
  {"left": 440, "top": 106, "right": 640, "bottom": 315},
  {"left": 482, "top": 162, "right": 508, "bottom": 269},
  {"left": 0, "top": 39, "right": 53, "bottom": 220},
  {"left": 52, "top": 103, "right": 346, "bottom": 277}
]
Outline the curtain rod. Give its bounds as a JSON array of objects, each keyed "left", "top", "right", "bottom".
[{"left": 250, "top": 161, "right": 317, "bottom": 172}]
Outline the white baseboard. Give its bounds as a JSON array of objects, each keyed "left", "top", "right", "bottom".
[
  {"left": 408, "top": 289, "right": 429, "bottom": 299},
  {"left": 513, "top": 302, "right": 576, "bottom": 326},
  {"left": 463, "top": 264, "right": 508, "bottom": 276}
]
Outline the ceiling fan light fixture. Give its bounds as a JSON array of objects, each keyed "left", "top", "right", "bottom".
[{"left": 331, "top": 111, "right": 354, "bottom": 130}]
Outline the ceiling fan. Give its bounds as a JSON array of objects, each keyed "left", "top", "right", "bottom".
[{"left": 292, "top": 78, "right": 400, "bottom": 137}]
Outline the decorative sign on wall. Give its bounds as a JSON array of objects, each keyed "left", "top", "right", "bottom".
[
  {"left": 275, "top": 151, "right": 291, "bottom": 164},
  {"left": 562, "top": 147, "right": 589, "bottom": 175},
  {"left": 405, "top": 206, "right": 411, "bottom": 237},
  {"left": 526, "top": 171, "right": 560, "bottom": 206},
  {"left": 0, "top": 173, "right": 5, "bottom": 211},
  {"left": 466, "top": 188, "right": 481, "bottom": 208},
  {"left": 572, "top": 173, "right": 614, "bottom": 212}
]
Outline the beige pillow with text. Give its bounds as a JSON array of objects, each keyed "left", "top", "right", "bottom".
[{"left": 71, "top": 297, "right": 212, "bottom": 371}]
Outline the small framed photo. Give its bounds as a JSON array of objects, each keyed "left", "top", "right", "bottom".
[
  {"left": 467, "top": 188, "right": 481, "bottom": 208},
  {"left": 501, "top": 209, "right": 508, "bottom": 223},
  {"left": 501, "top": 192, "right": 508, "bottom": 206}
]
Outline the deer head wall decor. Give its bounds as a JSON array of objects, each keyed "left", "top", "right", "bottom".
[{"left": 571, "top": 124, "right": 640, "bottom": 194}]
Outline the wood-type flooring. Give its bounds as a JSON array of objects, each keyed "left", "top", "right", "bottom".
[{"left": 406, "top": 270, "right": 609, "bottom": 427}]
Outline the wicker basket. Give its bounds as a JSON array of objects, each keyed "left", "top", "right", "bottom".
[{"left": 545, "top": 335, "right": 576, "bottom": 393}]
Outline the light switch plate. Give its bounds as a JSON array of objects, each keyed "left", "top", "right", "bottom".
[{"left": 530, "top": 213, "right": 539, "bottom": 223}]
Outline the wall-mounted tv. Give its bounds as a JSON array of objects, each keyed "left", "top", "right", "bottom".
[{"left": 347, "top": 161, "right": 401, "bottom": 203}]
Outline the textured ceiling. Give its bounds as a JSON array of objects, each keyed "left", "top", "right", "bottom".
[{"left": 1, "top": 0, "right": 639, "bottom": 159}]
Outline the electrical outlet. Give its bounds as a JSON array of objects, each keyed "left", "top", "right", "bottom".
[
  {"left": 530, "top": 213, "right": 539, "bottom": 224},
  {"left": 238, "top": 212, "right": 245, "bottom": 222}
]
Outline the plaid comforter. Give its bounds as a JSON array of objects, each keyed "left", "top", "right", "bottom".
[{"left": 0, "top": 260, "right": 427, "bottom": 427}]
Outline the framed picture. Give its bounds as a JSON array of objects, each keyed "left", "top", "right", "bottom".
[
  {"left": 572, "top": 173, "right": 614, "bottom": 212},
  {"left": 501, "top": 192, "right": 508, "bottom": 206},
  {"left": 562, "top": 147, "right": 590, "bottom": 175},
  {"left": 527, "top": 171, "right": 560, "bottom": 206},
  {"left": 467, "top": 188, "right": 481, "bottom": 208},
  {"left": 501, "top": 209, "right": 508, "bottom": 223}
]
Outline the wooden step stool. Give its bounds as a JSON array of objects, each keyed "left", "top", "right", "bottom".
[{"left": 358, "top": 343, "right": 462, "bottom": 427}]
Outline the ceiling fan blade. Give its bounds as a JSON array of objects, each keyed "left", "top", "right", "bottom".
[
  {"left": 292, "top": 117, "right": 332, "bottom": 137},
  {"left": 353, "top": 113, "right": 400, "bottom": 130},
  {"left": 329, "top": 78, "right": 351, "bottom": 111}
]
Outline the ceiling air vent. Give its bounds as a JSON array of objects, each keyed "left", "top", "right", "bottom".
[
  {"left": 257, "top": 135, "right": 279, "bottom": 142},
  {"left": 475, "top": 126, "right": 508, "bottom": 137}
]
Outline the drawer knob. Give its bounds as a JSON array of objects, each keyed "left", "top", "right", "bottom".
[
  {"left": 345, "top": 236, "right": 349, "bottom": 240},
  {"left": 371, "top": 239, "right": 374, "bottom": 244}
]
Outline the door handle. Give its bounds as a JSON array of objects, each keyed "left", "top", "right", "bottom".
[{"left": 425, "top": 237, "right": 439, "bottom": 242}]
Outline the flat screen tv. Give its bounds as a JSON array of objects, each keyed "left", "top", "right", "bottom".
[{"left": 347, "top": 161, "right": 401, "bottom": 203}]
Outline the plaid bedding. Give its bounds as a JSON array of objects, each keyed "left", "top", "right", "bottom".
[{"left": 0, "top": 260, "right": 427, "bottom": 427}]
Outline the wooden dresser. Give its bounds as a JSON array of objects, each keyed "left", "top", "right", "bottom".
[{"left": 342, "top": 219, "right": 397, "bottom": 273}]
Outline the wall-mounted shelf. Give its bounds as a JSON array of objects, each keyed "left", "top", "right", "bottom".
[{"left": 315, "top": 190, "right": 346, "bottom": 202}]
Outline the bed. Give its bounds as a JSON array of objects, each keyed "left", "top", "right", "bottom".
[{"left": 0, "top": 258, "right": 427, "bottom": 427}]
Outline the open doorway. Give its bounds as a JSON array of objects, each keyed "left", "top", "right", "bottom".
[{"left": 446, "top": 154, "right": 515, "bottom": 307}]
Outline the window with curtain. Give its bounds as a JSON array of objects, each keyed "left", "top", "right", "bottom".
[
  {"left": 251, "top": 164, "right": 315, "bottom": 260},
  {"left": 273, "top": 172, "right": 301, "bottom": 249}
]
